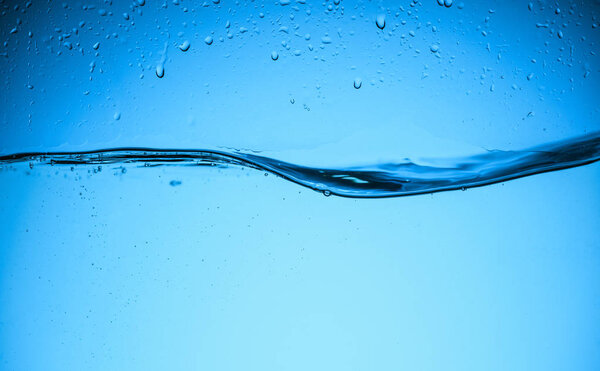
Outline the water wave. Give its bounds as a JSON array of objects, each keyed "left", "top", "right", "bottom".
[{"left": 1, "top": 132, "right": 599, "bottom": 198}]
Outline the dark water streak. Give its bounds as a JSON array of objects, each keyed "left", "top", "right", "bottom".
[{"left": 1, "top": 132, "right": 599, "bottom": 198}]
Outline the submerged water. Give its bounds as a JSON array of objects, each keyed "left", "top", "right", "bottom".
[{"left": 1, "top": 0, "right": 599, "bottom": 370}]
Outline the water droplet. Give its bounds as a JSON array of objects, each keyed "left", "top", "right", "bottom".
[
  {"left": 156, "top": 64, "right": 165, "bottom": 78},
  {"left": 430, "top": 44, "right": 439, "bottom": 53},
  {"left": 280, "top": 0, "right": 291, "bottom": 5},
  {"left": 353, "top": 78, "right": 362, "bottom": 89},
  {"left": 376, "top": 14, "right": 386, "bottom": 30},
  {"left": 204, "top": 36, "right": 213, "bottom": 45},
  {"left": 114, "top": 112, "right": 121, "bottom": 120},
  {"left": 323, "top": 190, "right": 331, "bottom": 197},
  {"left": 321, "top": 36, "right": 332, "bottom": 44},
  {"left": 271, "top": 51, "right": 279, "bottom": 61},
  {"left": 290, "top": 98, "right": 295, "bottom": 104},
  {"left": 136, "top": 0, "right": 145, "bottom": 6},
  {"left": 92, "top": 42, "right": 100, "bottom": 50},
  {"left": 444, "top": 0, "right": 453, "bottom": 7},
  {"left": 179, "top": 40, "right": 190, "bottom": 51}
]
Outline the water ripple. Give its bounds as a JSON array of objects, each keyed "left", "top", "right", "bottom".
[{"left": 1, "top": 132, "right": 599, "bottom": 198}]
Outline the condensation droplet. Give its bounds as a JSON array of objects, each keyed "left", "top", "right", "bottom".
[
  {"left": 204, "top": 36, "right": 213, "bottom": 45},
  {"left": 156, "top": 64, "right": 165, "bottom": 78},
  {"left": 179, "top": 40, "right": 190, "bottom": 51},
  {"left": 376, "top": 14, "right": 385, "bottom": 30},
  {"left": 353, "top": 78, "right": 362, "bottom": 89},
  {"left": 271, "top": 51, "right": 279, "bottom": 61}
]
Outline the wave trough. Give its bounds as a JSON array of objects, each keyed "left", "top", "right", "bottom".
[{"left": 1, "top": 133, "right": 599, "bottom": 198}]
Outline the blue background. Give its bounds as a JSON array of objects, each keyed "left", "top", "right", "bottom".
[{"left": 1, "top": 0, "right": 599, "bottom": 370}]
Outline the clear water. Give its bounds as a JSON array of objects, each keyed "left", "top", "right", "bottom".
[{"left": 1, "top": 1, "right": 599, "bottom": 370}]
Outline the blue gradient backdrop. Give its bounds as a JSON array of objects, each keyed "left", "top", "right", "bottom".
[{"left": 1, "top": 1, "right": 599, "bottom": 370}]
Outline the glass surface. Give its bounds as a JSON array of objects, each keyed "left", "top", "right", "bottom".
[{"left": 1, "top": 1, "right": 599, "bottom": 370}]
